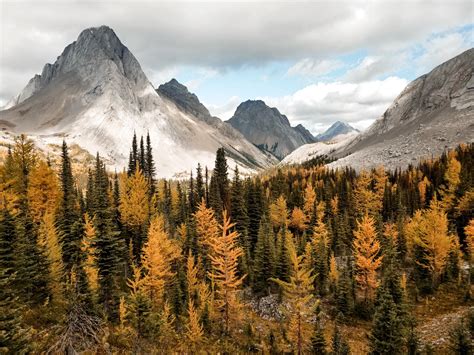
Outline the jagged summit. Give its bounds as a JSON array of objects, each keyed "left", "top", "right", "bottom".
[
  {"left": 316, "top": 121, "right": 359, "bottom": 142},
  {"left": 157, "top": 78, "right": 212, "bottom": 121},
  {"left": 228, "top": 99, "right": 315, "bottom": 159}
]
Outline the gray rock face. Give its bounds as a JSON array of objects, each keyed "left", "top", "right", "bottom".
[
  {"left": 294, "top": 124, "right": 316, "bottom": 143},
  {"left": 316, "top": 121, "right": 358, "bottom": 142},
  {"left": 331, "top": 48, "right": 474, "bottom": 171},
  {"left": 157, "top": 79, "right": 212, "bottom": 121},
  {"left": 227, "top": 100, "right": 314, "bottom": 159},
  {"left": 0, "top": 26, "right": 277, "bottom": 177}
]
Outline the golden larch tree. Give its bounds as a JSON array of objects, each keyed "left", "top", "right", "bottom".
[
  {"left": 353, "top": 214, "right": 383, "bottom": 302},
  {"left": 269, "top": 195, "right": 288, "bottom": 229},
  {"left": 465, "top": 219, "right": 474, "bottom": 264},
  {"left": 440, "top": 151, "right": 461, "bottom": 210},
  {"left": 208, "top": 210, "right": 245, "bottom": 334},
  {"left": 185, "top": 299, "right": 204, "bottom": 350},
  {"left": 27, "top": 160, "right": 61, "bottom": 224},
  {"left": 82, "top": 213, "right": 99, "bottom": 295},
  {"left": 38, "top": 212, "right": 64, "bottom": 302},
  {"left": 119, "top": 167, "right": 149, "bottom": 230},
  {"left": 290, "top": 207, "right": 308, "bottom": 232},
  {"left": 405, "top": 199, "right": 453, "bottom": 286},
  {"left": 303, "top": 184, "right": 316, "bottom": 219},
  {"left": 329, "top": 253, "right": 339, "bottom": 286},
  {"left": 194, "top": 199, "right": 219, "bottom": 258},
  {"left": 271, "top": 236, "right": 316, "bottom": 354},
  {"left": 141, "top": 215, "right": 181, "bottom": 307}
]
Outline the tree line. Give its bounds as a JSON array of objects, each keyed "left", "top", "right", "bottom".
[{"left": 0, "top": 134, "right": 473, "bottom": 353}]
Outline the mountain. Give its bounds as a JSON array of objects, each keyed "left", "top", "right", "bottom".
[
  {"left": 0, "top": 26, "right": 276, "bottom": 177},
  {"left": 329, "top": 48, "right": 474, "bottom": 171},
  {"left": 227, "top": 100, "right": 316, "bottom": 159},
  {"left": 316, "top": 121, "right": 359, "bottom": 142}
]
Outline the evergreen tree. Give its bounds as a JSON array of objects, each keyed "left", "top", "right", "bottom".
[
  {"left": 196, "top": 163, "right": 205, "bottom": 203},
  {"left": 145, "top": 132, "right": 156, "bottom": 196},
  {"left": 92, "top": 154, "right": 122, "bottom": 318},
  {"left": 139, "top": 136, "right": 146, "bottom": 173},
  {"left": 253, "top": 214, "right": 275, "bottom": 294},
  {"left": 57, "top": 140, "right": 84, "bottom": 278},
  {"left": 332, "top": 324, "right": 350, "bottom": 355},
  {"left": 127, "top": 132, "right": 138, "bottom": 176},
  {"left": 230, "top": 166, "right": 249, "bottom": 250},
  {"left": 369, "top": 286, "right": 404, "bottom": 354},
  {"left": 211, "top": 148, "right": 229, "bottom": 213},
  {"left": 311, "top": 306, "right": 327, "bottom": 354}
]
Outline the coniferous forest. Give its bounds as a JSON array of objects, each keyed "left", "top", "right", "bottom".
[{"left": 0, "top": 133, "right": 473, "bottom": 354}]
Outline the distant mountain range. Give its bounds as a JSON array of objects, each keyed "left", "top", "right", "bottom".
[
  {"left": 0, "top": 26, "right": 277, "bottom": 177},
  {"left": 1, "top": 25, "right": 472, "bottom": 175}
]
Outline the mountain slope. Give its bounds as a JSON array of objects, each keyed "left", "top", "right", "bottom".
[
  {"left": 0, "top": 26, "right": 276, "bottom": 177},
  {"left": 330, "top": 48, "right": 474, "bottom": 170},
  {"left": 316, "top": 121, "right": 359, "bottom": 142},
  {"left": 227, "top": 100, "right": 315, "bottom": 159}
]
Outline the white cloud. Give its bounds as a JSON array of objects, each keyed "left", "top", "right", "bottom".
[
  {"left": 343, "top": 54, "right": 408, "bottom": 82},
  {"left": 415, "top": 32, "right": 472, "bottom": 74},
  {"left": 0, "top": 1, "right": 472, "bottom": 102},
  {"left": 261, "top": 76, "right": 409, "bottom": 134},
  {"left": 287, "top": 58, "right": 344, "bottom": 77},
  {"left": 184, "top": 68, "right": 219, "bottom": 91},
  {"left": 206, "top": 96, "right": 241, "bottom": 120}
]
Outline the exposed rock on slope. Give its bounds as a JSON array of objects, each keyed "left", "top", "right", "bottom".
[
  {"left": 0, "top": 26, "right": 276, "bottom": 177},
  {"left": 227, "top": 100, "right": 315, "bottom": 159},
  {"left": 330, "top": 48, "right": 474, "bottom": 171},
  {"left": 316, "top": 121, "right": 359, "bottom": 142}
]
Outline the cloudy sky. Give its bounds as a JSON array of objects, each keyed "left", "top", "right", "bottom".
[{"left": 0, "top": 0, "right": 473, "bottom": 133}]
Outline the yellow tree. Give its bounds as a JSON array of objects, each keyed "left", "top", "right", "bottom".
[
  {"left": 185, "top": 299, "right": 204, "bottom": 350},
  {"left": 27, "top": 160, "right": 61, "bottom": 224},
  {"left": 120, "top": 168, "right": 149, "bottom": 227},
  {"left": 405, "top": 200, "right": 453, "bottom": 286},
  {"left": 82, "top": 213, "right": 99, "bottom": 295},
  {"left": 194, "top": 199, "right": 219, "bottom": 249},
  {"left": 208, "top": 210, "right": 245, "bottom": 334},
  {"left": 303, "top": 184, "right": 316, "bottom": 220},
  {"left": 186, "top": 251, "right": 200, "bottom": 302},
  {"left": 354, "top": 168, "right": 386, "bottom": 218},
  {"left": 269, "top": 195, "right": 288, "bottom": 229},
  {"left": 290, "top": 207, "right": 308, "bottom": 232},
  {"left": 271, "top": 236, "right": 316, "bottom": 354},
  {"left": 38, "top": 212, "right": 64, "bottom": 302},
  {"left": 440, "top": 151, "right": 461, "bottom": 211},
  {"left": 465, "top": 219, "right": 474, "bottom": 264},
  {"left": 328, "top": 253, "right": 339, "bottom": 287},
  {"left": 353, "top": 215, "right": 383, "bottom": 302},
  {"left": 141, "top": 215, "right": 181, "bottom": 307},
  {"left": 418, "top": 176, "right": 431, "bottom": 206}
]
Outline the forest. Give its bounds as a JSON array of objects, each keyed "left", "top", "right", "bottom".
[{"left": 0, "top": 134, "right": 473, "bottom": 354}]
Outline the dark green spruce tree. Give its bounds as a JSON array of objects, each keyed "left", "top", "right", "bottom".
[
  {"left": 369, "top": 285, "right": 404, "bottom": 354},
  {"left": 0, "top": 207, "right": 30, "bottom": 353},
  {"left": 92, "top": 154, "right": 123, "bottom": 319}
]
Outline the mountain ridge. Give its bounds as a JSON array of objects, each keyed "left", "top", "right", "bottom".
[{"left": 0, "top": 25, "right": 277, "bottom": 177}]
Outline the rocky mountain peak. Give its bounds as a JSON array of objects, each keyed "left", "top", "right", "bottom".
[
  {"left": 233, "top": 100, "right": 292, "bottom": 127},
  {"left": 316, "top": 121, "right": 359, "bottom": 142},
  {"left": 228, "top": 99, "right": 316, "bottom": 159},
  {"left": 5, "top": 25, "right": 148, "bottom": 108},
  {"left": 157, "top": 78, "right": 211, "bottom": 120}
]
